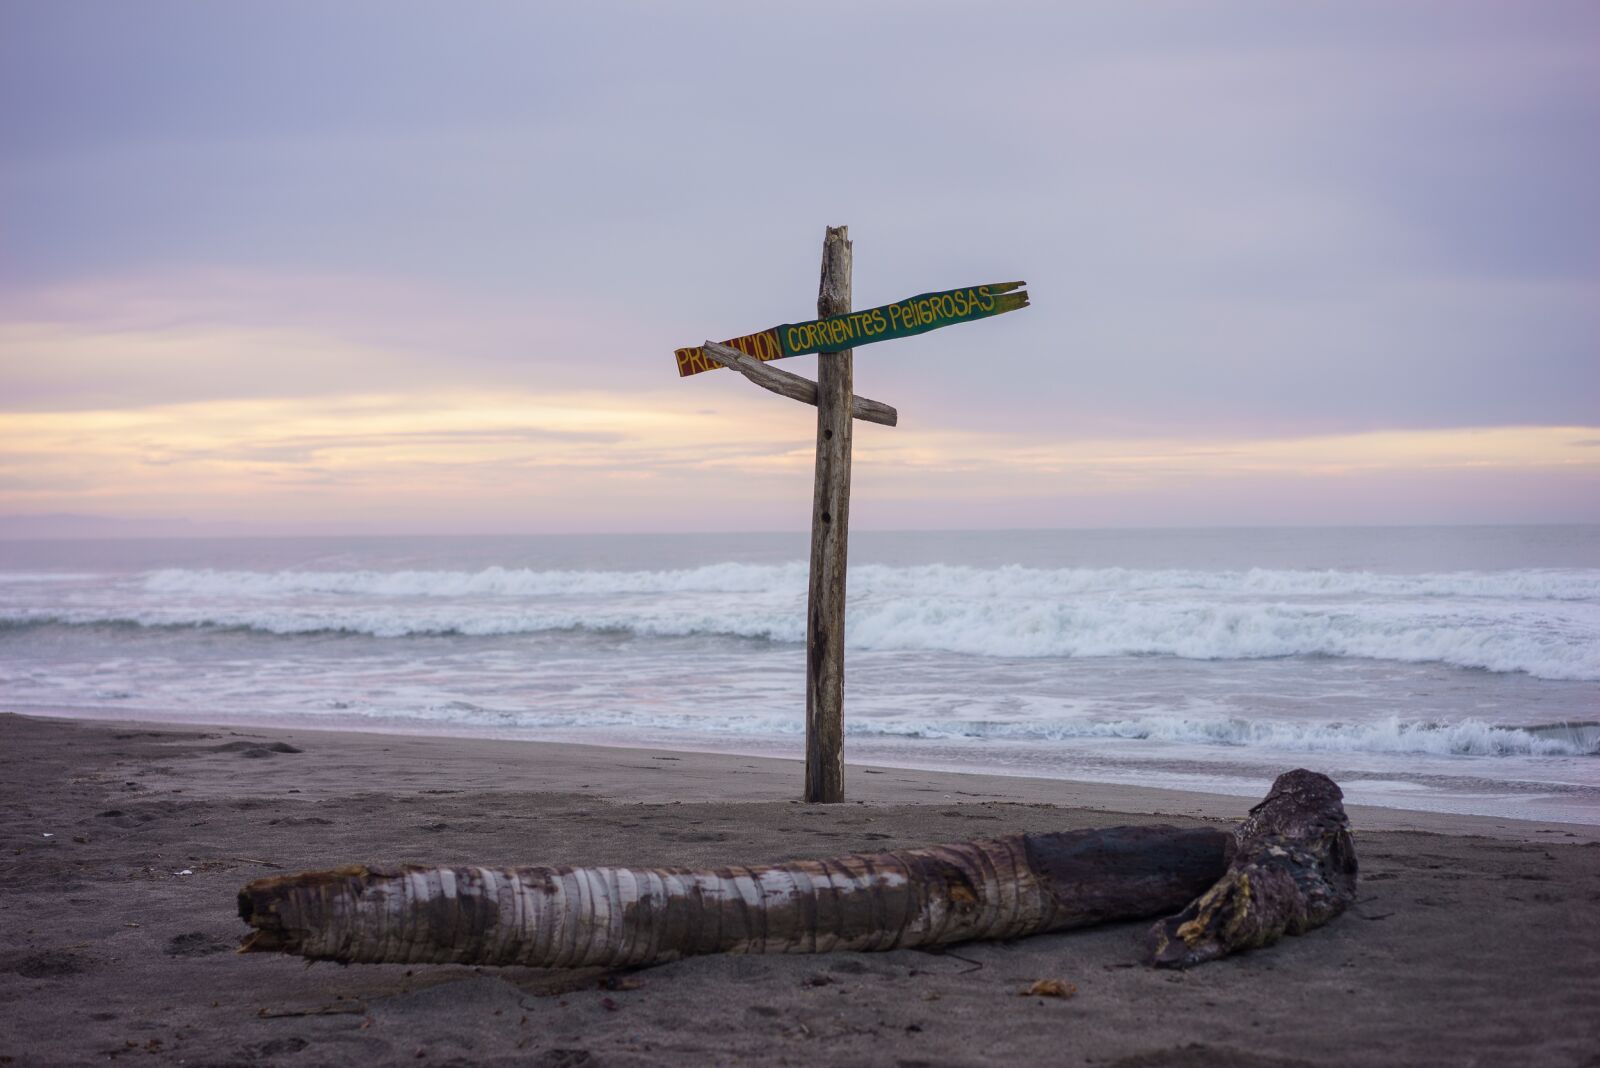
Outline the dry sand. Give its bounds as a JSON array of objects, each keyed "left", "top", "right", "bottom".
[{"left": 2, "top": 712, "right": 1597, "bottom": 1068}]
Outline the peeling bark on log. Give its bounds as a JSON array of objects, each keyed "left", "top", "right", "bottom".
[
  {"left": 1146, "top": 769, "right": 1359, "bottom": 968},
  {"left": 239, "top": 825, "right": 1231, "bottom": 968}
]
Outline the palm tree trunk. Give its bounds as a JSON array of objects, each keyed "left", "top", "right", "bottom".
[{"left": 239, "top": 824, "right": 1231, "bottom": 968}]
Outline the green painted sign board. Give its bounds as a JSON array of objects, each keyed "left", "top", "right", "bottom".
[{"left": 675, "top": 280, "right": 1028, "bottom": 377}]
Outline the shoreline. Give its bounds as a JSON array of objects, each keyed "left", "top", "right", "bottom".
[
  {"left": 2, "top": 711, "right": 1598, "bottom": 1066},
  {"left": 11, "top": 706, "right": 1600, "bottom": 840}
]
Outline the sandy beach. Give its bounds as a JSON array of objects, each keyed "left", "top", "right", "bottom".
[{"left": 2, "top": 712, "right": 1597, "bottom": 1067}]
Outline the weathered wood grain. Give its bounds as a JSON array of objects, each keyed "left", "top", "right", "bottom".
[
  {"left": 1147, "top": 768, "right": 1359, "bottom": 967},
  {"left": 806, "top": 225, "right": 853, "bottom": 804},
  {"left": 699, "top": 341, "right": 897, "bottom": 427},
  {"left": 239, "top": 776, "right": 1362, "bottom": 972},
  {"left": 238, "top": 825, "right": 1233, "bottom": 968}
]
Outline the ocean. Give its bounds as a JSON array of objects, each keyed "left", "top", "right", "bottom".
[{"left": 2, "top": 526, "right": 1596, "bottom": 824}]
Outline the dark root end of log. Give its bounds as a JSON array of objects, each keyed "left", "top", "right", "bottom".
[{"left": 1146, "top": 769, "right": 1358, "bottom": 968}]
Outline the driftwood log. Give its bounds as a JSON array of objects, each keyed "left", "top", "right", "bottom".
[
  {"left": 240, "top": 826, "right": 1228, "bottom": 967},
  {"left": 1147, "top": 769, "right": 1358, "bottom": 967},
  {"left": 238, "top": 770, "right": 1355, "bottom": 969}
]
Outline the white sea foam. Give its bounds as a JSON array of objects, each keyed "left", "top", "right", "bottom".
[
  {"left": 134, "top": 563, "right": 1600, "bottom": 601},
  {"left": 6, "top": 599, "right": 1598, "bottom": 680},
  {"left": 839, "top": 714, "right": 1600, "bottom": 757},
  {"left": 138, "top": 562, "right": 811, "bottom": 598},
  {"left": 5, "top": 562, "right": 1597, "bottom": 680},
  {"left": 330, "top": 703, "right": 1600, "bottom": 757},
  {"left": 9, "top": 531, "right": 1599, "bottom": 822}
]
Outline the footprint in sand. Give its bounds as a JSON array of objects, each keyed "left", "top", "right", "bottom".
[
  {"left": 164, "top": 931, "right": 232, "bottom": 957},
  {"left": 4, "top": 950, "right": 93, "bottom": 978},
  {"left": 212, "top": 741, "right": 304, "bottom": 759}
]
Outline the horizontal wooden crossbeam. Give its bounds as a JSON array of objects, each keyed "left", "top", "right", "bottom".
[{"left": 701, "top": 341, "right": 898, "bottom": 427}]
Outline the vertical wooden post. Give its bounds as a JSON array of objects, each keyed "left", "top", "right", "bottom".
[{"left": 805, "top": 225, "right": 852, "bottom": 803}]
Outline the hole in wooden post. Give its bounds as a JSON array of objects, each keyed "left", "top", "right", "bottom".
[
  {"left": 821, "top": 512, "right": 832, "bottom": 524},
  {"left": 824, "top": 429, "right": 833, "bottom": 440}
]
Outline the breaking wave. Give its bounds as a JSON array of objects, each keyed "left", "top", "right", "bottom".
[
  {"left": 326, "top": 703, "right": 1600, "bottom": 757},
  {"left": 4, "top": 562, "right": 1597, "bottom": 680},
  {"left": 840, "top": 714, "right": 1600, "bottom": 757},
  {"left": 136, "top": 563, "right": 1600, "bottom": 601}
]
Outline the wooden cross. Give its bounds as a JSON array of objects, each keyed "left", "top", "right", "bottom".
[{"left": 674, "top": 225, "right": 1029, "bottom": 802}]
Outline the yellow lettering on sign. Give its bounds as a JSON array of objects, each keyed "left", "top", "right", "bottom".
[
  {"left": 676, "top": 328, "right": 786, "bottom": 375},
  {"left": 679, "top": 282, "right": 1023, "bottom": 372}
]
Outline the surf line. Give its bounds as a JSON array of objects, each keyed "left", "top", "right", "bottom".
[{"left": 674, "top": 281, "right": 1028, "bottom": 377}]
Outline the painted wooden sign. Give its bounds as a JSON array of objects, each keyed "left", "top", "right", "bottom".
[{"left": 675, "top": 280, "right": 1029, "bottom": 377}]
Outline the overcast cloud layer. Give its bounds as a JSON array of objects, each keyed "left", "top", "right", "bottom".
[{"left": 1, "top": 2, "right": 1596, "bottom": 531}]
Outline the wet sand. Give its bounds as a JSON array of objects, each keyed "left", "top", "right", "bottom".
[{"left": 2, "top": 712, "right": 1597, "bottom": 1067}]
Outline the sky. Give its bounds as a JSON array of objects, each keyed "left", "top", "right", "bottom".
[{"left": 2, "top": 1, "right": 1597, "bottom": 535}]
